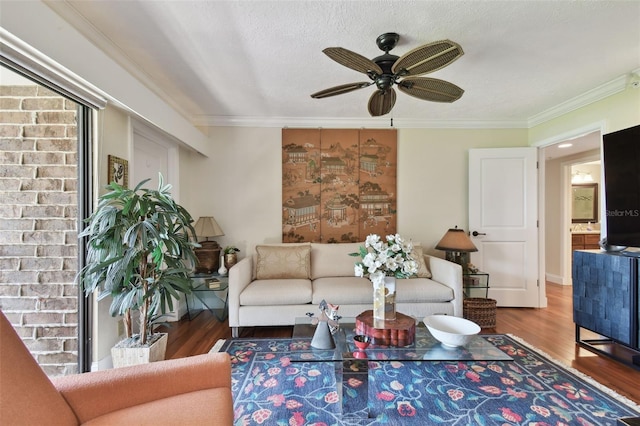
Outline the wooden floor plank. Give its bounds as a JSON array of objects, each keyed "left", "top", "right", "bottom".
[{"left": 159, "top": 283, "right": 640, "bottom": 404}]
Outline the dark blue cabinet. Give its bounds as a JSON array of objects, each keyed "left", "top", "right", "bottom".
[{"left": 573, "top": 250, "right": 640, "bottom": 367}]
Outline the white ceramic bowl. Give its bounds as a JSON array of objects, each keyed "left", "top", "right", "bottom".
[{"left": 424, "top": 315, "right": 481, "bottom": 347}]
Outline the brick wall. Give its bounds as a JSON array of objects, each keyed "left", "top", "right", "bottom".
[{"left": 0, "top": 85, "right": 78, "bottom": 376}]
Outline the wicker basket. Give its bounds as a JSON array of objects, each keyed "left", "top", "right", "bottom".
[{"left": 463, "top": 297, "right": 497, "bottom": 328}]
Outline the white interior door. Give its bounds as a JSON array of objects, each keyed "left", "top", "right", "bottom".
[
  {"left": 133, "top": 135, "right": 168, "bottom": 190},
  {"left": 132, "top": 119, "right": 179, "bottom": 199},
  {"left": 468, "top": 147, "right": 540, "bottom": 307},
  {"left": 132, "top": 120, "right": 182, "bottom": 320}
]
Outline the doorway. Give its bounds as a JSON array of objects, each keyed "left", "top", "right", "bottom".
[{"left": 541, "top": 129, "right": 602, "bottom": 287}]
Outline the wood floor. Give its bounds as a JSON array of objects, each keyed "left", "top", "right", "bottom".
[{"left": 158, "top": 283, "right": 640, "bottom": 404}]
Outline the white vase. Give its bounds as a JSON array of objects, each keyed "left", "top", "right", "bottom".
[
  {"left": 373, "top": 276, "right": 396, "bottom": 321},
  {"left": 218, "top": 253, "right": 228, "bottom": 276}
]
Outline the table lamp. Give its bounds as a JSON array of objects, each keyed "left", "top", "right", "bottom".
[
  {"left": 193, "top": 216, "right": 224, "bottom": 273},
  {"left": 435, "top": 226, "right": 477, "bottom": 272}
]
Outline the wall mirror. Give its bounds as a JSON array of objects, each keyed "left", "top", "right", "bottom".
[{"left": 572, "top": 183, "right": 598, "bottom": 223}]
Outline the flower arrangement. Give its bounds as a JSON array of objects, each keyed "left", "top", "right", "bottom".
[{"left": 351, "top": 233, "right": 419, "bottom": 285}]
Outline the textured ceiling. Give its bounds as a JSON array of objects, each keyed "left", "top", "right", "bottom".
[{"left": 47, "top": 0, "right": 640, "bottom": 128}]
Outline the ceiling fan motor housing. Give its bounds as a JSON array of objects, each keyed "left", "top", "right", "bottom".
[
  {"left": 372, "top": 53, "right": 400, "bottom": 90},
  {"left": 375, "top": 75, "right": 394, "bottom": 91}
]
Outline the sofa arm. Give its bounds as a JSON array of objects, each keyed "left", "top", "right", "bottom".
[
  {"left": 424, "top": 254, "right": 463, "bottom": 317},
  {"left": 228, "top": 256, "right": 253, "bottom": 328},
  {"left": 52, "top": 353, "right": 231, "bottom": 424}
]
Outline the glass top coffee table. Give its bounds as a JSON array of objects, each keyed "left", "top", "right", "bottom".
[
  {"left": 287, "top": 316, "right": 512, "bottom": 420},
  {"left": 292, "top": 316, "right": 512, "bottom": 361}
]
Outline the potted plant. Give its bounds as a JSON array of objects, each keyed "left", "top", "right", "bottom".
[
  {"left": 78, "top": 174, "right": 199, "bottom": 367},
  {"left": 223, "top": 246, "right": 240, "bottom": 269}
]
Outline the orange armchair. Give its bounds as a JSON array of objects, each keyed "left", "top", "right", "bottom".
[{"left": 0, "top": 311, "right": 234, "bottom": 425}]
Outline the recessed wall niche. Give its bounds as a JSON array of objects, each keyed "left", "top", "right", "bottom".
[{"left": 282, "top": 128, "right": 397, "bottom": 243}]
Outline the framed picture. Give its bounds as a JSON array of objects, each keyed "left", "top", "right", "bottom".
[
  {"left": 572, "top": 183, "right": 598, "bottom": 223},
  {"left": 108, "top": 155, "right": 129, "bottom": 188}
]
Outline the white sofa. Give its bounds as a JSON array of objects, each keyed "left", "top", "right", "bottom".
[{"left": 228, "top": 242, "right": 463, "bottom": 337}]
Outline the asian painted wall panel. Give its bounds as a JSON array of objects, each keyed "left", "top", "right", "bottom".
[
  {"left": 319, "top": 129, "right": 360, "bottom": 243},
  {"left": 358, "top": 129, "right": 397, "bottom": 238},
  {"left": 282, "top": 129, "right": 321, "bottom": 242},
  {"left": 282, "top": 128, "right": 396, "bottom": 243}
]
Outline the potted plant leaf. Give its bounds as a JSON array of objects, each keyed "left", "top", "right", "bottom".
[{"left": 78, "top": 174, "right": 199, "bottom": 367}]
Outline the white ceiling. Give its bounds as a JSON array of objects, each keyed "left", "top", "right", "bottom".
[
  {"left": 46, "top": 1, "right": 640, "bottom": 129},
  {"left": 542, "top": 131, "right": 601, "bottom": 161}
]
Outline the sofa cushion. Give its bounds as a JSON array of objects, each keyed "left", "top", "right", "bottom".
[
  {"left": 395, "top": 278, "right": 453, "bottom": 303},
  {"left": 312, "top": 276, "right": 373, "bottom": 305},
  {"left": 255, "top": 243, "right": 311, "bottom": 279},
  {"left": 240, "top": 279, "right": 312, "bottom": 306},
  {"left": 311, "top": 242, "right": 363, "bottom": 279},
  {"left": 83, "top": 388, "right": 232, "bottom": 426},
  {"left": 412, "top": 245, "right": 432, "bottom": 278}
]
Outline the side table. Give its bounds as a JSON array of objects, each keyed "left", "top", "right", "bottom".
[
  {"left": 463, "top": 271, "right": 489, "bottom": 298},
  {"left": 186, "top": 273, "right": 229, "bottom": 321}
]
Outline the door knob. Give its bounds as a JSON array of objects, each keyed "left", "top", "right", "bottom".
[{"left": 472, "top": 231, "right": 486, "bottom": 237}]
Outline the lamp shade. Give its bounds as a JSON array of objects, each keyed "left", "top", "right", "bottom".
[
  {"left": 435, "top": 227, "right": 477, "bottom": 252},
  {"left": 193, "top": 216, "right": 224, "bottom": 239}
]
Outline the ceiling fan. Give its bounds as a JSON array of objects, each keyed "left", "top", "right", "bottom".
[{"left": 311, "top": 32, "right": 464, "bottom": 117}]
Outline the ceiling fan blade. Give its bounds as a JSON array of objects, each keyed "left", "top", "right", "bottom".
[
  {"left": 310, "top": 82, "right": 372, "bottom": 99},
  {"left": 368, "top": 88, "right": 396, "bottom": 117},
  {"left": 397, "top": 77, "right": 464, "bottom": 102},
  {"left": 392, "top": 40, "right": 463, "bottom": 77},
  {"left": 323, "top": 47, "right": 383, "bottom": 75}
]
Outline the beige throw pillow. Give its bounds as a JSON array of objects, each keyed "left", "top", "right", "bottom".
[
  {"left": 255, "top": 244, "right": 311, "bottom": 280},
  {"left": 411, "top": 245, "right": 432, "bottom": 278}
]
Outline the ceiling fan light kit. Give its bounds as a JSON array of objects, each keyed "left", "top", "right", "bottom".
[{"left": 311, "top": 32, "right": 465, "bottom": 117}]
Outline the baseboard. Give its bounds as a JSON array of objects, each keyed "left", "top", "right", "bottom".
[
  {"left": 545, "top": 273, "right": 569, "bottom": 285},
  {"left": 92, "top": 354, "right": 113, "bottom": 371}
]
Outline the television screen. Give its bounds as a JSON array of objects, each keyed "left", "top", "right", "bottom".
[{"left": 603, "top": 124, "right": 640, "bottom": 249}]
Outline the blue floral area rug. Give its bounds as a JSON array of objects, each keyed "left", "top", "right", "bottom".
[{"left": 216, "top": 334, "right": 640, "bottom": 426}]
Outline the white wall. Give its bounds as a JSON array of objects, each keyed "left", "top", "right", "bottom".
[
  {"left": 92, "top": 106, "right": 131, "bottom": 367},
  {"left": 179, "top": 127, "right": 528, "bottom": 261}
]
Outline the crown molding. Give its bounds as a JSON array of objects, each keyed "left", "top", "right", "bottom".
[
  {"left": 191, "top": 115, "right": 528, "bottom": 129},
  {"left": 527, "top": 74, "right": 630, "bottom": 128}
]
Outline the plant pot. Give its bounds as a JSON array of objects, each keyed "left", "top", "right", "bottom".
[
  {"left": 111, "top": 333, "right": 168, "bottom": 368},
  {"left": 225, "top": 253, "right": 238, "bottom": 269},
  {"left": 194, "top": 245, "right": 220, "bottom": 273}
]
